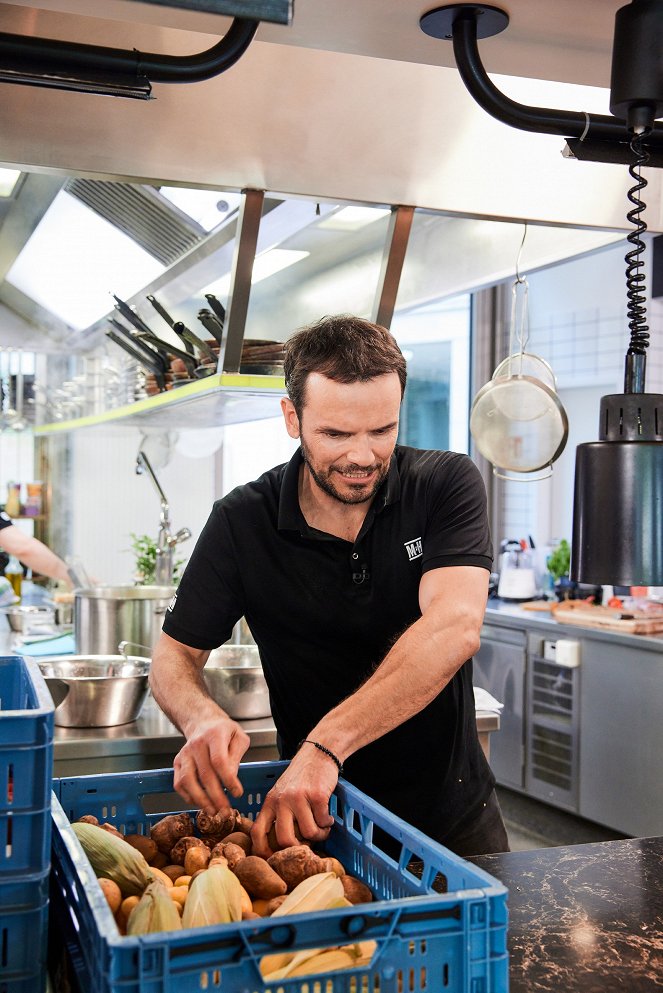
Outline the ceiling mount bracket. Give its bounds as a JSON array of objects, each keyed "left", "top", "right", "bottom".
[
  {"left": 419, "top": 2, "right": 663, "bottom": 159},
  {"left": 419, "top": 4, "right": 508, "bottom": 41}
]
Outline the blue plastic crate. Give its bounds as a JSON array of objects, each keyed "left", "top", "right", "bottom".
[
  {"left": 51, "top": 763, "right": 508, "bottom": 993},
  {"left": 0, "top": 655, "right": 54, "bottom": 878},
  {"left": 0, "top": 870, "right": 49, "bottom": 983}
]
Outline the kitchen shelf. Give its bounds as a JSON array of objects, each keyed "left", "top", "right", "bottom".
[{"left": 34, "top": 373, "right": 286, "bottom": 434}]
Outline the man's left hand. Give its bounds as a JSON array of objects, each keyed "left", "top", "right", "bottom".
[{"left": 251, "top": 748, "right": 337, "bottom": 857}]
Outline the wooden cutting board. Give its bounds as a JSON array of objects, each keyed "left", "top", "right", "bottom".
[{"left": 552, "top": 603, "right": 663, "bottom": 634}]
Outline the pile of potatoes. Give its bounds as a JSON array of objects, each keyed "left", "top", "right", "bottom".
[{"left": 77, "top": 806, "right": 373, "bottom": 934}]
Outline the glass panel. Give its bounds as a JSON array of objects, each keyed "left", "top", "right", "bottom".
[{"left": 242, "top": 197, "right": 392, "bottom": 343}]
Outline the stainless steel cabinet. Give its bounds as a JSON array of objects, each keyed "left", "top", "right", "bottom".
[
  {"left": 578, "top": 638, "right": 663, "bottom": 837},
  {"left": 474, "top": 623, "right": 527, "bottom": 789}
]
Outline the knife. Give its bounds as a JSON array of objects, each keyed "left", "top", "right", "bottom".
[
  {"left": 132, "top": 329, "right": 199, "bottom": 379},
  {"left": 108, "top": 319, "right": 169, "bottom": 374},
  {"left": 172, "top": 321, "right": 218, "bottom": 364},
  {"left": 146, "top": 295, "right": 175, "bottom": 330},
  {"left": 197, "top": 308, "right": 225, "bottom": 345},
  {"left": 147, "top": 295, "right": 195, "bottom": 356},
  {"left": 113, "top": 295, "right": 153, "bottom": 336},
  {"left": 105, "top": 330, "right": 167, "bottom": 391},
  {"left": 204, "top": 293, "right": 226, "bottom": 326}
]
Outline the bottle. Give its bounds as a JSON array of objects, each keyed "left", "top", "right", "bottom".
[
  {"left": 4, "top": 555, "right": 23, "bottom": 600},
  {"left": 5, "top": 483, "right": 21, "bottom": 518}
]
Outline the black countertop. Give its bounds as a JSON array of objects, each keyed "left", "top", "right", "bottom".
[{"left": 471, "top": 836, "right": 663, "bottom": 992}]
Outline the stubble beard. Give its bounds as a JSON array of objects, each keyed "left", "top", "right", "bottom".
[{"left": 300, "top": 439, "right": 389, "bottom": 506}]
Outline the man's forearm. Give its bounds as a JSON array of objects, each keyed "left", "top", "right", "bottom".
[
  {"left": 310, "top": 596, "right": 481, "bottom": 763},
  {"left": 150, "top": 639, "right": 222, "bottom": 737}
]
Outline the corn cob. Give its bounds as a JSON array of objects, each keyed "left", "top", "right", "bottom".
[
  {"left": 181, "top": 863, "right": 243, "bottom": 929},
  {"left": 72, "top": 821, "right": 152, "bottom": 896},
  {"left": 127, "top": 881, "right": 183, "bottom": 934},
  {"left": 270, "top": 871, "right": 344, "bottom": 917},
  {"left": 259, "top": 874, "right": 347, "bottom": 978}
]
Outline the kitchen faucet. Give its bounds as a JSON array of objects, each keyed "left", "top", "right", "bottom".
[{"left": 135, "top": 449, "right": 191, "bottom": 586}]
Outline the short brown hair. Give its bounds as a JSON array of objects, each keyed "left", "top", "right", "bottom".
[{"left": 284, "top": 314, "right": 407, "bottom": 417}]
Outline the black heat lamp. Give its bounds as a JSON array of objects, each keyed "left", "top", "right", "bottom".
[{"left": 571, "top": 0, "right": 663, "bottom": 586}]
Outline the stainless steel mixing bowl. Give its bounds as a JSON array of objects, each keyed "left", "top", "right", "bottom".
[
  {"left": 3, "top": 604, "right": 55, "bottom": 632},
  {"left": 37, "top": 655, "right": 151, "bottom": 727},
  {"left": 203, "top": 645, "right": 271, "bottom": 720}
]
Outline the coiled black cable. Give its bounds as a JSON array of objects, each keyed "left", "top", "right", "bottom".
[{"left": 625, "top": 129, "right": 651, "bottom": 355}]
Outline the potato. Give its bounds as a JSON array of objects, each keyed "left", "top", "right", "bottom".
[
  {"left": 233, "top": 856, "right": 288, "bottom": 899},
  {"left": 175, "top": 875, "right": 192, "bottom": 887},
  {"left": 242, "top": 910, "right": 261, "bottom": 920},
  {"left": 169, "top": 836, "right": 210, "bottom": 866},
  {"left": 184, "top": 845, "right": 211, "bottom": 876},
  {"left": 196, "top": 808, "right": 238, "bottom": 842},
  {"left": 238, "top": 883, "right": 253, "bottom": 917},
  {"left": 214, "top": 842, "right": 246, "bottom": 871},
  {"left": 150, "top": 813, "right": 194, "bottom": 854},
  {"left": 220, "top": 831, "right": 252, "bottom": 855},
  {"left": 267, "top": 846, "right": 326, "bottom": 890},
  {"left": 251, "top": 898, "right": 271, "bottom": 917},
  {"left": 120, "top": 894, "right": 140, "bottom": 916},
  {"left": 235, "top": 815, "right": 255, "bottom": 836},
  {"left": 98, "top": 877, "right": 122, "bottom": 914},
  {"left": 161, "top": 864, "right": 187, "bottom": 883},
  {"left": 264, "top": 894, "right": 287, "bottom": 915},
  {"left": 77, "top": 814, "right": 99, "bottom": 825},
  {"left": 341, "top": 875, "right": 374, "bottom": 905},
  {"left": 208, "top": 856, "right": 228, "bottom": 868},
  {"left": 148, "top": 866, "right": 174, "bottom": 888},
  {"left": 168, "top": 886, "right": 188, "bottom": 908},
  {"left": 116, "top": 894, "right": 140, "bottom": 932},
  {"left": 319, "top": 856, "right": 345, "bottom": 877},
  {"left": 99, "top": 822, "right": 124, "bottom": 840},
  {"left": 124, "top": 833, "right": 159, "bottom": 865}
]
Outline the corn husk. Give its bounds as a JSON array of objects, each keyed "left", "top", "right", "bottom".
[
  {"left": 181, "top": 864, "right": 243, "bottom": 929},
  {"left": 72, "top": 821, "right": 152, "bottom": 896},
  {"left": 127, "top": 881, "right": 182, "bottom": 935},
  {"left": 270, "top": 871, "right": 344, "bottom": 917},
  {"left": 259, "top": 874, "right": 347, "bottom": 978}
]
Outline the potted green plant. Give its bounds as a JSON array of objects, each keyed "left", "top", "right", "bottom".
[
  {"left": 129, "top": 533, "right": 185, "bottom": 586},
  {"left": 547, "top": 539, "right": 573, "bottom": 600}
]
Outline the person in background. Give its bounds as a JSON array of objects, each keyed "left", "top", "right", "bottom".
[
  {"left": 0, "top": 510, "right": 72, "bottom": 587},
  {"left": 150, "top": 314, "right": 508, "bottom": 859}
]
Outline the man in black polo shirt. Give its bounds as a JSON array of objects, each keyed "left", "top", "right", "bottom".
[{"left": 152, "top": 315, "right": 509, "bottom": 858}]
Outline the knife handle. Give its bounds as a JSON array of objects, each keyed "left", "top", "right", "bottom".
[
  {"left": 205, "top": 293, "right": 226, "bottom": 325},
  {"left": 147, "top": 294, "right": 176, "bottom": 329}
]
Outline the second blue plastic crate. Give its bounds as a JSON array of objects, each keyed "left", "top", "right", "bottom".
[{"left": 0, "top": 656, "right": 54, "bottom": 880}]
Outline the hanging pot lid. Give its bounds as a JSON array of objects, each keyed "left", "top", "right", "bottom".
[{"left": 470, "top": 372, "right": 569, "bottom": 474}]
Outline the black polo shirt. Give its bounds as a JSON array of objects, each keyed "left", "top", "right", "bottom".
[{"left": 163, "top": 445, "right": 494, "bottom": 843}]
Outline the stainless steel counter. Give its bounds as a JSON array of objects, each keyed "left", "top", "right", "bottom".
[
  {"left": 53, "top": 696, "right": 279, "bottom": 776},
  {"left": 53, "top": 696, "right": 499, "bottom": 776}
]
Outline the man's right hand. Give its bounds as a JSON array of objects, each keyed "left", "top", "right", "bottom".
[{"left": 173, "top": 712, "right": 250, "bottom": 815}]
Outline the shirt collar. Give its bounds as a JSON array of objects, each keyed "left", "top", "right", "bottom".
[{"left": 277, "top": 447, "right": 401, "bottom": 533}]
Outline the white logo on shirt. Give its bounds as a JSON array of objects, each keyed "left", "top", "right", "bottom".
[
  {"left": 404, "top": 537, "right": 423, "bottom": 561},
  {"left": 168, "top": 593, "right": 178, "bottom": 612}
]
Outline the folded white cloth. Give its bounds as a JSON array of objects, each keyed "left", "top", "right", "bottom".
[{"left": 473, "top": 686, "right": 504, "bottom": 714}]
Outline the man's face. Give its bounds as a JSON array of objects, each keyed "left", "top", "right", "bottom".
[{"left": 282, "top": 372, "right": 402, "bottom": 506}]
